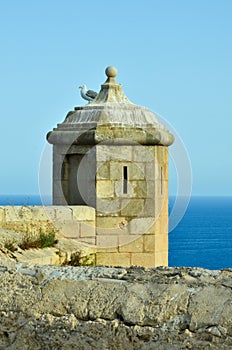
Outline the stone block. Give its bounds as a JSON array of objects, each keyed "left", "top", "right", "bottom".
[
  {"left": 146, "top": 181, "right": 156, "bottom": 198},
  {"left": 145, "top": 162, "right": 156, "bottom": 180},
  {"left": 96, "top": 235, "right": 118, "bottom": 249},
  {"left": 154, "top": 178, "right": 168, "bottom": 198},
  {"left": 131, "top": 253, "right": 157, "bottom": 268},
  {"left": 130, "top": 181, "right": 147, "bottom": 198},
  {"left": 155, "top": 234, "right": 168, "bottom": 252},
  {"left": 19, "top": 206, "right": 32, "bottom": 221},
  {"left": 4, "top": 207, "right": 17, "bottom": 223},
  {"left": 146, "top": 198, "right": 167, "bottom": 217},
  {"left": 96, "top": 216, "right": 129, "bottom": 236},
  {"left": 56, "top": 221, "right": 80, "bottom": 239},
  {"left": 132, "top": 145, "right": 155, "bottom": 163},
  {"left": 140, "top": 198, "right": 156, "bottom": 217},
  {"left": 154, "top": 251, "right": 168, "bottom": 266},
  {"left": 154, "top": 196, "right": 168, "bottom": 219},
  {"left": 155, "top": 146, "right": 168, "bottom": 166},
  {"left": 95, "top": 239, "right": 118, "bottom": 252},
  {"left": 161, "top": 180, "right": 168, "bottom": 197},
  {"left": 96, "top": 226, "right": 129, "bottom": 236},
  {"left": 95, "top": 127, "right": 114, "bottom": 142},
  {"left": 109, "top": 162, "right": 127, "bottom": 180},
  {"left": 96, "top": 145, "right": 133, "bottom": 162},
  {"left": 78, "top": 237, "right": 96, "bottom": 245},
  {"left": 113, "top": 145, "right": 133, "bottom": 161},
  {"left": 128, "top": 163, "right": 145, "bottom": 180},
  {"left": 31, "top": 207, "right": 56, "bottom": 222},
  {"left": 96, "top": 162, "right": 110, "bottom": 179},
  {"left": 118, "top": 235, "right": 143, "bottom": 252},
  {"left": 148, "top": 221, "right": 158, "bottom": 235},
  {"left": 143, "top": 235, "right": 155, "bottom": 252},
  {"left": 55, "top": 207, "right": 73, "bottom": 221},
  {"left": 96, "top": 216, "right": 128, "bottom": 229},
  {"left": 80, "top": 222, "right": 95, "bottom": 238},
  {"left": 112, "top": 128, "right": 145, "bottom": 142},
  {"left": 96, "top": 198, "right": 121, "bottom": 216},
  {"left": 96, "top": 252, "right": 130, "bottom": 267},
  {"left": 146, "top": 215, "right": 168, "bottom": 235},
  {"left": 121, "top": 199, "right": 145, "bottom": 217},
  {"left": 129, "top": 217, "right": 155, "bottom": 234},
  {"left": 96, "top": 180, "right": 115, "bottom": 198},
  {"left": 144, "top": 148, "right": 168, "bottom": 181},
  {"left": 145, "top": 221, "right": 155, "bottom": 235},
  {"left": 4, "top": 206, "right": 32, "bottom": 222},
  {"left": 71, "top": 206, "right": 95, "bottom": 221}
]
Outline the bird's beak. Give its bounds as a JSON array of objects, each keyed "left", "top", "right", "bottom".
[{"left": 79, "top": 85, "right": 83, "bottom": 88}]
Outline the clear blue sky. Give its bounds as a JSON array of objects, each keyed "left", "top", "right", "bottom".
[{"left": 0, "top": 0, "right": 231, "bottom": 196}]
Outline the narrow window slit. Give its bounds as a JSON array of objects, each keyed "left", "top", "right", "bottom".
[{"left": 123, "top": 166, "right": 128, "bottom": 194}]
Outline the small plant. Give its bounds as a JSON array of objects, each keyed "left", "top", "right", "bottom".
[
  {"left": 38, "top": 231, "right": 58, "bottom": 248},
  {"left": 3, "top": 238, "right": 18, "bottom": 252},
  {"left": 19, "top": 230, "right": 58, "bottom": 250},
  {"left": 62, "top": 251, "right": 95, "bottom": 267}
]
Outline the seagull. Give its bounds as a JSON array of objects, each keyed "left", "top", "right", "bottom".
[{"left": 79, "top": 85, "right": 97, "bottom": 102}]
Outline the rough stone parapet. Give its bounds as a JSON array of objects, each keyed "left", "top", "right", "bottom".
[
  {"left": 0, "top": 206, "right": 95, "bottom": 242},
  {"left": 0, "top": 262, "right": 231, "bottom": 349},
  {"left": 0, "top": 204, "right": 169, "bottom": 267}
]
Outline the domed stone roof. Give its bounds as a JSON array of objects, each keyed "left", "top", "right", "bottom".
[{"left": 47, "top": 66, "right": 174, "bottom": 146}]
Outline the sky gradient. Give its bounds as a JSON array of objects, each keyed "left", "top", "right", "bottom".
[{"left": 0, "top": 0, "right": 231, "bottom": 196}]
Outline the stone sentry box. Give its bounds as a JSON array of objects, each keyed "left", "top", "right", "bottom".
[{"left": 47, "top": 66, "right": 174, "bottom": 267}]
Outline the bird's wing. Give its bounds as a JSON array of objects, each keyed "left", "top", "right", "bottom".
[{"left": 86, "top": 90, "right": 97, "bottom": 99}]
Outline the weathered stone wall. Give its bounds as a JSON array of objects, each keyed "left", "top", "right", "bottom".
[
  {"left": 96, "top": 144, "right": 168, "bottom": 267},
  {"left": 0, "top": 262, "right": 231, "bottom": 349},
  {"left": 0, "top": 200, "right": 168, "bottom": 268},
  {"left": 0, "top": 206, "right": 95, "bottom": 245}
]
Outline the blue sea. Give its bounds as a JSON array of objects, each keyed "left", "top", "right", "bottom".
[
  {"left": 0, "top": 195, "right": 231, "bottom": 270},
  {"left": 169, "top": 196, "right": 232, "bottom": 270}
]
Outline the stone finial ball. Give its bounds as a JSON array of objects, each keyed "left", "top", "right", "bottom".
[{"left": 105, "top": 66, "right": 118, "bottom": 78}]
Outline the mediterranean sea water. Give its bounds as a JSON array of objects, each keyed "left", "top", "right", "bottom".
[
  {"left": 169, "top": 196, "right": 232, "bottom": 270},
  {"left": 0, "top": 195, "right": 231, "bottom": 270}
]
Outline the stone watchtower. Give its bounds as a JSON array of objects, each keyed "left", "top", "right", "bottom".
[{"left": 47, "top": 66, "right": 174, "bottom": 267}]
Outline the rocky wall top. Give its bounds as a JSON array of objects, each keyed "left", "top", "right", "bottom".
[{"left": 0, "top": 261, "right": 231, "bottom": 349}]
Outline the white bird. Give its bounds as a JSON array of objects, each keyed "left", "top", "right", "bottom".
[{"left": 79, "top": 85, "right": 97, "bottom": 102}]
